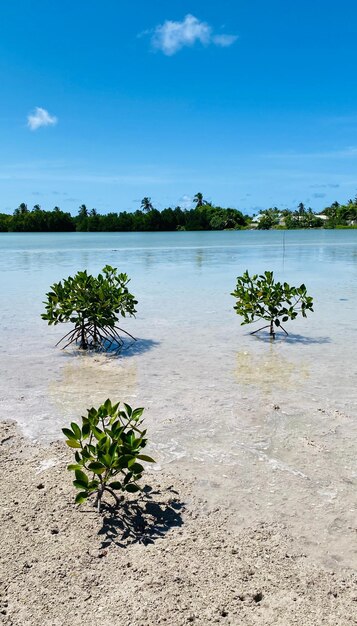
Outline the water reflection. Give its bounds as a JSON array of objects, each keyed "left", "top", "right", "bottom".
[
  {"left": 195, "top": 249, "right": 204, "bottom": 269},
  {"left": 49, "top": 354, "right": 137, "bottom": 417},
  {"left": 235, "top": 348, "right": 310, "bottom": 394}
]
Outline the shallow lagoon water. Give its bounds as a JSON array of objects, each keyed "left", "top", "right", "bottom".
[{"left": 1, "top": 230, "right": 357, "bottom": 567}]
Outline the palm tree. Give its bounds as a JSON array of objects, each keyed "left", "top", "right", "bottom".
[
  {"left": 141, "top": 197, "right": 154, "bottom": 212},
  {"left": 193, "top": 192, "right": 204, "bottom": 208},
  {"left": 78, "top": 204, "right": 88, "bottom": 218},
  {"left": 297, "top": 202, "right": 306, "bottom": 216},
  {"left": 14, "top": 202, "right": 29, "bottom": 216}
]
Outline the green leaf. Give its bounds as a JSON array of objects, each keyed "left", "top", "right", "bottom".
[
  {"left": 88, "top": 480, "right": 99, "bottom": 491},
  {"left": 132, "top": 408, "right": 144, "bottom": 421},
  {"left": 123, "top": 471, "right": 133, "bottom": 485},
  {"left": 109, "top": 481, "right": 122, "bottom": 490},
  {"left": 92, "top": 426, "right": 105, "bottom": 440},
  {"left": 137, "top": 454, "right": 155, "bottom": 463},
  {"left": 111, "top": 402, "right": 120, "bottom": 415},
  {"left": 88, "top": 461, "right": 106, "bottom": 474},
  {"left": 81, "top": 422, "right": 91, "bottom": 438},
  {"left": 75, "top": 492, "right": 89, "bottom": 504},
  {"left": 101, "top": 453, "right": 112, "bottom": 467},
  {"left": 67, "top": 463, "right": 83, "bottom": 471},
  {"left": 75, "top": 469, "right": 88, "bottom": 484},
  {"left": 116, "top": 454, "right": 134, "bottom": 469},
  {"left": 71, "top": 422, "right": 82, "bottom": 439},
  {"left": 108, "top": 442, "right": 118, "bottom": 458},
  {"left": 87, "top": 407, "right": 97, "bottom": 420},
  {"left": 130, "top": 463, "right": 144, "bottom": 474},
  {"left": 66, "top": 439, "right": 81, "bottom": 449},
  {"left": 103, "top": 398, "right": 112, "bottom": 412},
  {"left": 73, "top": 479, "right": 88, "bottom": 489},
  {"left": 125, "top": 484, "right": 140, "bottom": 493},
  {"left": 123, "top": 403, "right": 132, "bottom": 417},
  {"left": 62, "top": 428, "right": 77, "bottom": 440}
]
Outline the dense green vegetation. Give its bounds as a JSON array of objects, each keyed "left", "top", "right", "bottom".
[
  {"left": 63, "top": 399, "right": 155, "bottom": 512},
  {"left": 42, "top": 265, "right": 137, "bottom": 352},
  {"left": 231, "top": 270, "right": 314, "bottom": 338},
  {"left": 1, "top": 195, "right": 357, "bottom": 232}
]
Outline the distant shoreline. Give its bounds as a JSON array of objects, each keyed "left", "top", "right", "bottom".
[
  {"left": 1, "top": 225, "right": 357, "bottom": 233},
  {"left": 1, "top": 197, "right": 357, "bottom": 232}
]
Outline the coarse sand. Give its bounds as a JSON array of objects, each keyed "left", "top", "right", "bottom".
[{"left": 1, "top": 420, "right": 356, "bottom": 626}]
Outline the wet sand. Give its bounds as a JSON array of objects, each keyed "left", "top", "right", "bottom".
[{"left": 1, "top": 420, "right": 356, "bottom": 626}]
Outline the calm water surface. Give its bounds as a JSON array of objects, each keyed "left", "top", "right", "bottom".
[{"left": 1, "top": 230, "right": 357, "bottom": 567}]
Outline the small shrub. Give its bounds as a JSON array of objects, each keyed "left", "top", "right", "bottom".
[
  {"left": 231, "top": 270, "right": 314, "bottom": 338},
  {"left": 63, "top": 399, "right": 155, "bottom": 512},
  {"left": 42, "top": 265, "right": 137, "bottom": 352}
]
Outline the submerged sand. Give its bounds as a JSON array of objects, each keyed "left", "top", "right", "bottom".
[{"left": 1, "top": 420, "right": 356, "bottom": 626}]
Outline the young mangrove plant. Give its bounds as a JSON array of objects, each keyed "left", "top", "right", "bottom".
[
  {"left": 231, "top": 270, "right": 314, "bottom": 338},
  {"left": 63, "top": 399, "right": 155, "bottom": 512},
  {"left": 42, "top": 265, "right": 137, "bottom": 352}
]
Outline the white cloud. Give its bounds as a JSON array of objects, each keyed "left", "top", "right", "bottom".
[
  {"left": 151, "top": 14, "right": 237, "bottom": 55},
  {"left": 27, "top": 107, "right": 58, "bottom": 131},
  {"left": 212, "top": 34, "right": 238, "bottom": 47},
  {"left": 178, "top": 194, "right": 193, "bottom": 209}
]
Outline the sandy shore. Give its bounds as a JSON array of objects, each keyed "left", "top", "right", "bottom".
[{"left": 1, "top": 419, "right": 356, "bottom": 626}]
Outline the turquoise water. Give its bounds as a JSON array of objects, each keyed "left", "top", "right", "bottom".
[{"left": 1, "top": 230, "right": 357, "bottom": 566}]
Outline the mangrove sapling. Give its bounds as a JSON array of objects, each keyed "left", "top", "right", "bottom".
[
  {"left": 42, "top": 265, "right": 137, "bottom": 353},
  {"left": 231, "top": 270, "right": 314, "bottom": 338},
  {"left": 63, "top": 399, "right": 155, "bottom": 513}
]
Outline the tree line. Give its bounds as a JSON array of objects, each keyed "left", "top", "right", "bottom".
[{"left": 0, "top": 193, "right": 356, "bottom": 232}]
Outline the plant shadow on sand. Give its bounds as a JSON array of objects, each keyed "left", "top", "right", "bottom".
[
  {"left": 96, "top": 485, "right": 184, "bottom": 548},
  {"left": 59, "top": 337, "right": 160, "bottom": 359},
  {"left": 119, "top": 337, "right": 160, "bottom": 358},
  {"left": 251, "top": 332, "right": 331, "bottom": 345}
]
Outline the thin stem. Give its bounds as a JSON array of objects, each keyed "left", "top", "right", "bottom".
[
  {"left": 104, "top": 487, "right": 124, "bottom": 506},
  {"left": 55, "top": 327, "right": 78, "bottom": 347},
  {"left": 113, "top": 325, "right": 137, "bottom": 341},
  {"left": 250, "top": 324, "right": 271, "bottom": 335}
]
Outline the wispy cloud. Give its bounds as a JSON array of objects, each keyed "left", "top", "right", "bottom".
[
  {"left": 310, "top": 183, "right": 340, "bottom": 189},
  {"left": 150, "top": 14, "right": 237, "bottom": 56},
  {"left": 0, "top": 169, "right": 171, "bottom": 185},
  {"left": 27, "top": 107, "right": 58, "bottom": 131},
  {"left": 178, "top": 194, "right": 193, "bottom": 209},
  {"left": 265, "top": 147, "right": 357, "bottom": 159},
  {"left": 212, "top": 34, "right": 238, "bottom": 47}
]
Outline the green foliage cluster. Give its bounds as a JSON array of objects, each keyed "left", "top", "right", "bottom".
[
  {"left": 321, "top": 200, "right": 357, "bottom": 227},
  {"left": 63, "top": 399, "right": 155, "bottom": 512},
  {"left": 42, "top": 265, "right": 137, "bottom": 351},
  {"left": 0, "top": 203, "right": 74, "bottom": 232},
  {"left": 1, "top": 195, "right": 357, "bottom": 232},
  {"left": 231, "top": 270, "right": 314, "bottom": 337},
  {"left": 0, "top": 197, "right": 249, "bottom": 232},
  {"left": 256, "top": 199, "right": 357, "bottom": 230}
]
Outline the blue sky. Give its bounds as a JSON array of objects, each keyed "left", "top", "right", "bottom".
[{"left": 1, "top": 0, "right": 357, "bottom": 215}]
